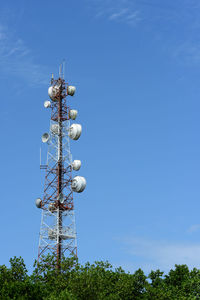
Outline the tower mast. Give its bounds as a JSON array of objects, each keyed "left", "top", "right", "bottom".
[{"left": 36, "top": 64, "right": 86, "bottom": 269}]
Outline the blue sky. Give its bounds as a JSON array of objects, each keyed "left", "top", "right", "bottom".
[{"left": 1, "top": 0, "right": 200, "bottom": 274}]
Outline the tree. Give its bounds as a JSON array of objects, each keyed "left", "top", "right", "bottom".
[{"left": 1, "top": 255, "right": 200, "bottom": 299}]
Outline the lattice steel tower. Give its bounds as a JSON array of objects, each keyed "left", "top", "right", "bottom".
[{"left": 36, "top": 65, "right": 86, "bottom": 269}]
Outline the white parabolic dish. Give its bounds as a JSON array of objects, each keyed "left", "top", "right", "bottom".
[
  {"left": 72, "top": 160, "right": 81, "bottom": 171},
  {"left": 71, "top": 176, "right": 86, "bottom": 193},
  {"left": 69, "top": 109, "right": 78, "bottom": 120},
  {"left": 35, "top": 198, "right": 42, "bottom": 208},
  {"left": 42, "top": 133, "right": 50, "bottom": 143},
  {"left": 51, "top": 124, "right": 59, "bottom": 135},
  {"left": 44, "top": 100, "right": 51, "bottom": 108},
  {"left": 67, "top": 86, "right": 76, "bottom": 96},
  {"left": 48, "top": 85, "right": 59, "bottom": 101},
  {"left": 68, "top": 124, "right": 82, "bottom": 140}
]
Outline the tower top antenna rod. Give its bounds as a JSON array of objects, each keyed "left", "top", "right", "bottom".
[{"left": 59, "top": 60, "right": 65, "bottom": 79}]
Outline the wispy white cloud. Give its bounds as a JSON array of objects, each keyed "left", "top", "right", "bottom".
[
  {"left": 0, "top": 25, "right": 48, "bottom": 86},
  {"left": 87, "top": 0, "right": 141, "bottom": 26},
  {"left": 109, "top": 8, "right": 140, "bottom": 25},
  {"left": 187, "top": 224, "right": 200, "bottom": 233},
  {"left": 170, "top": 42, "right": 200, "bottom": 66},
  {"left": 116, "top": 236, "right": 200, "bottom": 273},
  {"left": 109, "top": 8, "right": 129, "bottom": 20},
  {"left": 87, "top": 0, "right": 200, "bottom": 65}
]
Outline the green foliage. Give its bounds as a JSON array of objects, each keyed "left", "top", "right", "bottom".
[{"left": 0, "top": 255, "right": 200, "bottom": 299}]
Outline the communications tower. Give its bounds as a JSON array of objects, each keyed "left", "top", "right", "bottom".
[{"left": 36, "top": 65, "right": 86, "bottom": 269}]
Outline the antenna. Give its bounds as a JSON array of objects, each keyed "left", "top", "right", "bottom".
[
  {"left": 59, "top": 64, "right": 62, "bottom": 78},
  {"left": 63, "top": 59, "right": 65, "bottom": 79},
  {"left": 36, "top": 65, "right": 86, "bottom": 270},
  {"left": 40, "top": 146, "right": 47, "bottom": 170},
  {"left": 59, "top": 60, "right": 65, "bottom": 79}
]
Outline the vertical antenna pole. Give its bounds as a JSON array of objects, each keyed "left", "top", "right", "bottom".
[
  {"left": 63, "top": 60, "right": 65, "bottom": 79},
  {"left": 59, "top": 64, "right": 62, "bottom": 78}
]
